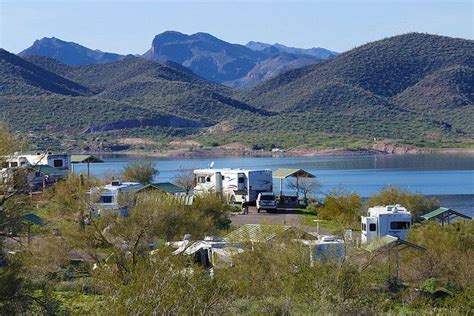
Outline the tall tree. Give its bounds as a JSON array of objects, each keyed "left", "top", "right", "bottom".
[{"left": 121, "top": 161, "right": 158, "bottom": 185}]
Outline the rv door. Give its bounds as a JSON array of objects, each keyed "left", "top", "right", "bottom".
[
  {"left": 361, "top": 217, "right": 378, "bottom": 243},
  {"left": 237, "top": 173, "right": 245, "bottom": 191}
]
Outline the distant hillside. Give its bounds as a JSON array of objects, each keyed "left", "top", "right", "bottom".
[
  {"left": 25, "top": 56, "right": 269, "bottom": 121},
  {"left": 0, "top": 49, "right": 91, "bottom": 96},
  {"left": 246, "top": 41, "right": 338, "bottom": 59},
  {"left": 225, "top": 52, "right": 322, "bottom": 88},
  {"left": 142, "top": 31, "right": 269, "bottom": 83},
  {"left": 2, "top": 51, "right": 271, "bottom": 151},
  {"left": 2, "top": 33, "right": 473, "bottom": 151},
  {"left": 142, "top": 31, "right": 333, "bottom": 87},
  {"left": 18, "top": 32, "right": 336, "bottom": 88},
  {"left": 19, "top": 37, "right": 126, "bottom": 66},
  {"left": 241, "top": 33, "right": 473, "bottom": 113},
  {"left": 236, "top": 33, "right": 473, "bottom": 146}
]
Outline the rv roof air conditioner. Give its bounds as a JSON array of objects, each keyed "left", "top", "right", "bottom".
[{"left": 111, "top": 180, "right": 122, "bottom": 186}]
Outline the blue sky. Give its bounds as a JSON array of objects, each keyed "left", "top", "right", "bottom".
[{"left": 1, "top": 0, "right": 472, "bottom": 54}]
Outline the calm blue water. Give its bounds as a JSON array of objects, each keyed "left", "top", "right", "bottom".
[{"left": 72, "top": 154, "right": 474, "bottom": 216}]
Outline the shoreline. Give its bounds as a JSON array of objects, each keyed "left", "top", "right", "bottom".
[{"left": 87, "top": 146, "right": 474, "bottom": 159}]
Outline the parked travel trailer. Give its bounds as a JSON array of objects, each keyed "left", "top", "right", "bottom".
[
  {"left": 1, "top": 152, "right": 70, "bottom": 191},
  {"left": 2, "top": 152, "right": 71, "bottom": 171},
  {"left": 361, "top": 204, "right": 412, "bottom": 243},
  {"left": 299, "top": 235, "right": 345, "bottom": 264},
  {"left": 90, "top": 180, "right": 144, "bottom": 215},
  {"left": 193, "top": 168, "right": 273, "bottom": 203}
]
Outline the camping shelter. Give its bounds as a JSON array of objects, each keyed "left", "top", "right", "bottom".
[
  {"left": 137, "top": 182, "right": 186, "bottom": 195},
  {"left": 23, "top": 213, "right": 46, "bottom": 246},
  {"left": 70, "top": 155, "right": 104, "bottom": 177},
  {"left": 364, "top": 235, "right": 425, "bottom": 286},
  {"left": 273, "top": 168, "right": 315, "bottom": 200},
  {"left": 421, "top": 207, "right": 471, "bottom": 226}
]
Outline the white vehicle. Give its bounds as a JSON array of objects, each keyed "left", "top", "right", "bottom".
[
  {"left": 299, "top": 235, "right": 345, "bottom": 264},
  {"left": 90, "top": 180, "right": 144, "bottom": 215},
  {"left": 1, "top": 152, "right": 71, "bottom": 171},
  {"left": 193, "top": 168, "right": 273, "bottom": 204},
  {"left": 361, "top": 204, "right": 412, "bottom": 243},
  {"left": 256, "top": 192, "right": 277, "bottom": 213}
]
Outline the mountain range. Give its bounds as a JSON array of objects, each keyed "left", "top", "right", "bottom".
[
  {"left": 18, "top": 31, "right": 337, "bottom": 88},
  {"left": 1, "top": 32, "right": 473, "bottom": 152}
]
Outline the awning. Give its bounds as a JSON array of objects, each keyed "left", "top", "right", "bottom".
[
  {"left": 421, "top": 207, "right": 471, "bottom": 221},
  {"left": 70, "top": 155, "right": 104, "bottom": 163},
  {"left": 363, "top": 235, "right": 426, "bottom": 253},
  {"left": 23, "top": 213, "right": 46, "bottom": 226},
  {"left": 138, "top": 182, "right": 186, "bottom": 194},
  {"left": 273, "top": 168, "right": 315, "bottom": 179}
]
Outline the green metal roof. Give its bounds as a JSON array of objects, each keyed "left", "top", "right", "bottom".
[
  {"left": 225, "top": 224, "right": 316, "bottom": 243},
  {"left": 29, "top": 165, "right": 64, "bottom": 175},
  {"left": 71, "top": 155, "right": 104, "bottom": 163},
  {"left": 363, "top": 235, "right": 426, "bottom": 253},
  {"left": 23, "top": 213, "right": 46, "bottom": 226},
  {"left": 273, "top": 168, "right": 315, "bottom": 179},
  {"left": 139, "top": 182, "right": 186, "bottom": 194},
  {"left": 421, "top": 207, "right": 471, "bottom": 221}
]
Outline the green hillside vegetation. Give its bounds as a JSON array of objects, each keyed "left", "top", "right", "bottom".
[
  {"left": 2, "top": 33, "right": 474, "bottom": 151},
  {"left": 0, "top": 49, "right": 91, "bottom": 97}
]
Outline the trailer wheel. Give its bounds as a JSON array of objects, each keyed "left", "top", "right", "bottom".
[{"left": 257, "top": 208, "right": 261, "bottom": 213}]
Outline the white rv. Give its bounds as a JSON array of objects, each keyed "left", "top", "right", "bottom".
[
  {"left": 298, "top": 235, "right": 345, "bottom": 264},
  {"left": 2, "top": 152, "right": 71, "bottom": 171},
  {"left": 90, "top": 180, "right": 144, "bottom": 215},
  {"left": 193, "top": 168, "right": 273, "bottom": 203},
  {"left": 361, "top": 204, "right": 412, "bottom": 243}
]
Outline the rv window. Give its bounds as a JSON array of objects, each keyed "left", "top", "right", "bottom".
[
  {"left": 390, "top": 221, "right": 410, "bottom": 230},
  {"left": 369, "top": 223, "right": 376, "bottom": 232},
  {"left": 222, "top": 175, "right": 225, "bottom": 180},
  {"left": 53, "top": 159, "right": 63, "bottom": 168},
  {"left": 20, "top": 161, "right": 26, "bottom": 166},
  {"left": 238, "top": 177, "right": 245, "bottom": 184},
  {"left": 99, "top": 196, "right": 113, "bottom": 204},
  {"left": 197, "top": 176, "right": 206, "bottom": 183},
  {"left": 10, "top": 162, "right": 18, "bottom": 168},
  {"left": 206, "top": 177, "right": 211, "bottom": 182},
  {"left": 362, "top": 223, "right": 366, "bottom": 231}
]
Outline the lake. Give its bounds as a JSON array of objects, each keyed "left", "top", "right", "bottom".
[{"left": 72, "top": 153, "right": 474, "bottom": 216}]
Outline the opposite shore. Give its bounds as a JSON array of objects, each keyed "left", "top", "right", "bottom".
[{"left": 89, "top": 143, "right": 474, "bottom": 159}]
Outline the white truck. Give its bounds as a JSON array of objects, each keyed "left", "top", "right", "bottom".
[
  {"left": 361, "top": 204, "right": 412, "bottom": 243},
  {"left": 193, "top": 168, "right": 273, "bottom": 204}
]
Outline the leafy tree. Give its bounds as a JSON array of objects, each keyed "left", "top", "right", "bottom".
[
  {"left": 367, "top": 186, "right": 440, "bottom": 219},
  {"left": 287, "top": 177, "right": 321, "bottom": 203},
  {"left": 121, "top": 161, "right": 158, "bottom": 185},
  {"left": 317, "top": 189, "right": 362, "bottom": 227},
  {"left": 173, "top": 168, "right": 195, "bottom": 194}
]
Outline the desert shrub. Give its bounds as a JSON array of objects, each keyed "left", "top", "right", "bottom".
[
  {"left": 317, "top": 189, "right": 362, "bottom": 227},
  {"left": 368, "top": 186, "right": 440, "bottom": 219},
  {"left": 121, "top": 161, "right": 158, "bottom": 185}
]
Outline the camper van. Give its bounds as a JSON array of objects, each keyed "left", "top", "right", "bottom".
[
  {"left": 193, "top": 168, "right": 273, "bottom": 204},
  {"left": 90, "top": 180, "right": 144, "bottom": 215},
  {"left": 361, "top": 204, "right": 412, "bottom": 243}
]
